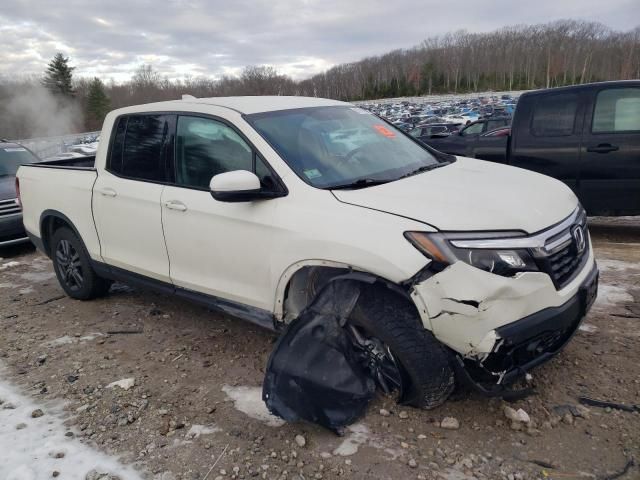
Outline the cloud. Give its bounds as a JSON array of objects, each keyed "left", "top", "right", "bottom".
[{"left": 0, "top": 0, "right": 638, "bottom": 82}]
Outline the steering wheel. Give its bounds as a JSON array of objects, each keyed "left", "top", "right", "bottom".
[{"left": 345, "top": 144, "right": 377, "bottom": 163}]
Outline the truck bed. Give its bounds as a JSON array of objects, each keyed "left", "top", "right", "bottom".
[
  {"left": 17, "top": 155, "right": 101, "bottom": 259},
  {"left": 25, "top": 155, "right": 96, "bottom": 170}
]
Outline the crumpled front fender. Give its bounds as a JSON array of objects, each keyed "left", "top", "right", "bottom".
[{"left": 409, "top": 251, "right": 595, "bottom": 359}]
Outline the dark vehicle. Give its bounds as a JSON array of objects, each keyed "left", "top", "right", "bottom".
[
  {"left": 409, "top": 122, "right": 463, "bottom": 141},
  {"left": 429, "top": 81, "right": 640, "bottom": 216},
  {"left": 421, "top": 117, "right": 511, "bottom": 156},
  {"left": 0, "top": 142, "right": 40, "bottom": 247}
]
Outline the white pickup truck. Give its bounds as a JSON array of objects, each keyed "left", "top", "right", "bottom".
[{"left": 17, "top": 96, "right": 598, "bottom": 411}]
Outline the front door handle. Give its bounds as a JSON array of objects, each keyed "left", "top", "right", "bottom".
[
  {"left": 163, "top": 200, "right": 188, "bottom": 212},
  {"left": 98, "top": 188, "right": 117, "bottom": 197},
  {"left": 586, "top": 143, "right": 619, "bottom": 154}
]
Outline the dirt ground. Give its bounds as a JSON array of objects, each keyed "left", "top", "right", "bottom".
[{"left": 1, "top": 217, "right": 638, "bottom": 480}]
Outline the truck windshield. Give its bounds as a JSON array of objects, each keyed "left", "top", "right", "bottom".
[
  {"left": 0, "top": 147, "right": 38, "bottom": 177},
  {"left": 246, "top": 106, "right": 446, "bottom": 189}
]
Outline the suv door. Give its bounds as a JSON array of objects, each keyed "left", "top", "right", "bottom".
[
  {"left": 161, "top": 114, "right": 284, "bottom": 311},
  {"left": 510, "top": 92, "right": 586, "bottom": 195},
  {"left": 580, "top": 86, "right": 640, "bottom": 215},
  {"left": 93, "top": 114, "right": 175, "bottom": 282}
]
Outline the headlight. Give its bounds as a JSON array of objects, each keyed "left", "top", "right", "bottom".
[{"left": 405, "top": 231, "right": 539, "bottom": 277}]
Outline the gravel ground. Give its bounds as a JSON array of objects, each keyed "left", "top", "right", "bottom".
[{"left": 0, "top": 217, "right": 638, "bottom": 480}]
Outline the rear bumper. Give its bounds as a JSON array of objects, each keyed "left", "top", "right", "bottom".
[
  {"left": 0, "top": 213, "right": 28, "bottom": 247},
  {"left": 458, "top": 263, "right": 598, "bottom": 390}
]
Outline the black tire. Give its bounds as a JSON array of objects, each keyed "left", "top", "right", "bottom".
[
  {"left": 51, "top": 227, "right": 112, "bottom": 300},
  {"left": 350, "top": 285, "right": 455, "bottom": 409}
]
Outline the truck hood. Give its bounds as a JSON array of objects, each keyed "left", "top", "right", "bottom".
[
  {"left": 0, "top": 175, "right": 17, "bottom": 201},
  {"left": 332, "top": 157, "right": 578, "bottom": 234}
]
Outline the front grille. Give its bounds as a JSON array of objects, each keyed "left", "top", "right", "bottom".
[
  {"left": 0, "top": 198, "right": 21, "bottom": 218},
  {"left": 535, "top": 209, "right": 589, "bottom": 290}
]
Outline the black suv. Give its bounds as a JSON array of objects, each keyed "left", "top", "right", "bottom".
[{"left": 0, "top": 142, "right": 40, "bottom": 247}]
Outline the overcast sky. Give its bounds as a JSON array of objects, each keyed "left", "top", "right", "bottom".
[{"left": 1, "top": 0, "right": 638, "bottom": 82}]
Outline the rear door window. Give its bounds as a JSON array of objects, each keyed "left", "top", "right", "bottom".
[
  {"left": 113, "top": 114, "right": 173, "bottom": 182},
  {"left": 592, "top": 88, "right": 640, "bottom": 133},
  {"left": 531, "top": 94, "right": 578, "bottom": 137}
]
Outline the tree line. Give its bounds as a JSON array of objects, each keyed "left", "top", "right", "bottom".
[{"left": 0, "top": 19, "right": 638, "bottom": 138}]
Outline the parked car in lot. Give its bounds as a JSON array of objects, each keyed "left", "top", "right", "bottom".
[
  {"left": 409, "top": 122, "right": 463, "bottom": 141},
  {"left": 0, "top": 141, "right": 40, "bottom": 247},
  {"left": 420, "top": 117, "right": 511, "bottom": 156},
  {"left": 17, "top": 96, "right": 598, "bottom": 417}
]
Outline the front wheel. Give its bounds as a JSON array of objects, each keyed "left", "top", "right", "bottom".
[
  {"left": 51, "top": 227, "right": 111, "bottom": 300},
  {"left": 350, "top": 286, "right": 455, "bottom": 409}
]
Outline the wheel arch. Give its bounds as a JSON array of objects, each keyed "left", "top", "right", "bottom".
[
  {"left": 274, "top": 260, "right": 412, "bottom": 324},
  {"left": 39, "top": 210, "right": 86, "bottom": 258}
]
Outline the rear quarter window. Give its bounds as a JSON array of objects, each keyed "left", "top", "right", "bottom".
[
  {"left": 530, "top": 93, "right": 578, "bottom": 137},
  {"left": 107, "top": 116, "right": 127, "bottom": 174}
]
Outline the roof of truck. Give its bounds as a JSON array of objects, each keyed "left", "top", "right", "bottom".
[
  {"left": 116, "top": 96, "right": 351, "bottom": 116},
  {"left": 520, "top": 80, "right": 640, "bottom": 98},
  {"left": 191, "top": 96, "right": 349, "bottom": 114}
]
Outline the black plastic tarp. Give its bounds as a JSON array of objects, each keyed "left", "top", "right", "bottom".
[{"left": 262, "top": 278, "right": 376, "bottom": 433}]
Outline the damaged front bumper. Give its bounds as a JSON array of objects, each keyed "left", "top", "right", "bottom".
[
  {"left": 458, "top": 264, "right": 598, "bottom": 391},
  {"left": 410, "top": 249, "right": 598, "bottom": 389}
]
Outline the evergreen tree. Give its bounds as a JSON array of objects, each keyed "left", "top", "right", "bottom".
[
  {"left": 42, "top": 53, "right": 75, "bottom": 96},
  {"left": 85, "top": 77, "right": 111, "bottom": 129}
]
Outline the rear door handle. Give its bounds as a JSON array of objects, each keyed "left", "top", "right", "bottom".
[
  {"left": 163, "top": 200, "right": 188, "bottom": 212},
  {"left": 586, "top": 143, "right": 619, "bottom": 153},
  {"left": 98, "top": 188, "right": 117, "bottom": 197}
]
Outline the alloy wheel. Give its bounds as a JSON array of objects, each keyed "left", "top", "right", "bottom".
[
  {"left": 55, "top": 239, "right": 83, "bottom": 291},
  {"left": 347, "top": 324, "right": 403, "bottom": 395}
]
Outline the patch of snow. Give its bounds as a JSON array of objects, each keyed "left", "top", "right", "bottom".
[
  {"left": 579, "top": 323, "right": 597, "bottom": 333},
  {"left": 185, "top": 424, "right": 221, "bottom": 439},
  {"left": 333, "top": 424, "right": 370, "bottom": 456},
  {"left": 0, "top": 283, "right": 19, "bottom": 289},
  {"left": 221, "top": 385, "right": 285, "bottom": 427},
  {"left": 43, "top": 333, "right": 104, "bottom": 348},
  {"left": 332, "top": 423, "right": 401, "bottom": 459},
  {"left": 18, "top": 286, "right": 34, "bottom": 295},
  {"left": 0, "top": 261, "right": 21, "bottom": 271},
  {"left": 169, "top": 438, "right": 192, "bottom": 449},
  {"left": 106, "top": 378, "right": 135, "bottom": 390},
  {"left": 595, "top": 284, "right": 634, "bottom": 307},
  {"left": 597, "top": 259, "right": 638, "bottom": 272},
  {"left": 19, "top": 270, "right": 56, "bottom": 282},
  {"left": 0, "top": 366, "right": 144, "bottom": 480},
  {"left": 438, "top": 469, "right": 479, "bottom": 480}
]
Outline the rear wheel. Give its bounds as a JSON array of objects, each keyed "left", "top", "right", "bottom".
[
  {"left": 51, "top": 227, "right": 111, "bottom": 300},
  {"left": 350, "top": 285, "right": 455, "bottom": 408}
]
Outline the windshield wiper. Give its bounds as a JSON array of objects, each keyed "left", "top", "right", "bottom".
[
  {"left": 398, "top": 162, "right": 449, "bottom": 180},
  {"left": 328, "top": 178, "right": 392, "bottom": 190}
]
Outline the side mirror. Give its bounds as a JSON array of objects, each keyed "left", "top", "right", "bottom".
[{"left": 210, "top": 170, "right": 262, "bottom": 202}]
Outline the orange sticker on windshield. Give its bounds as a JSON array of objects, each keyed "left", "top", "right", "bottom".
[{"left": 373, "top": 124, "right": 396, "bottom": 138}]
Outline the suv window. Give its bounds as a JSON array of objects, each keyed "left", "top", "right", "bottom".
[
  {"left": 175, "top": 115, "right": 277, "bottom": 191},
  {"left": 592, "top": 88, "right": 640, "bottom": 133},
  {"left": 461, "top": 122, "right": 484, "bottom": 136},
  {"left": 112, "top": 114, "right": 172, "bottom": 181},
  {"left": 531, "top": 94, "right": 578, "bottom": 137},
  {"left": 486, "top": 119, "right": 506, "bottom": 131}
]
